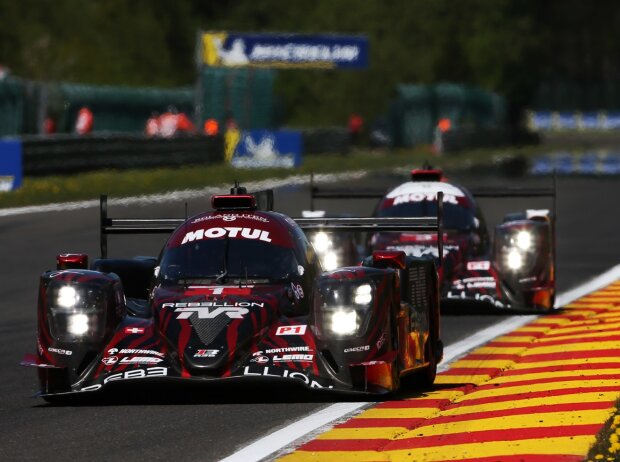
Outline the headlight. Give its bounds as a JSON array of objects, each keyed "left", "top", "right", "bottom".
[
  {"left": 322, "top": 251, "right": 339, "bottom": 271},
  {"left": 515, "top": 231, "right": 532, "bottom": 251},
  {"left": 312, "top": 232, "right": 331, "bottom": 253},
  {"left": 47, "top": 282, "right": 108, "bottom": 341},
  {"left": 506, "top": 249, "right": 523, "bottom": 270},
  {"left": 314, "top": 281, "right": 374, "bottom": 338},
  {"left": 330, "top": 309, "right": 358, "bottom": 335}
]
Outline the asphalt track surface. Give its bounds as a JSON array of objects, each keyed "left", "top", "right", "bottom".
[{"left": 0, "top": 170, "right": 618, "bottom": 461}]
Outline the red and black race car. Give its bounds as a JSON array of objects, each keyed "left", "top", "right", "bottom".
[
  {"left": 22, "top": 185, "right": 443, "bottom": 399},
  {"left": 311, "top": 168, "right": 556, "bottom": 311}
]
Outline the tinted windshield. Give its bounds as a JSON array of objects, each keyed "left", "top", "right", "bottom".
[
  {"left": 378, "top": 202, "right": 475, "bottom": 231},
  {"left": 159, "top": 238, "right": 299, "bottom": 283}
]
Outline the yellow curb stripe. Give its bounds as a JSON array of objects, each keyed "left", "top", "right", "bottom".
[
  {"left": 449, "top": 359, "right": 517, "bottom": 369},
  {"left": 382, "top": 436, "right": 595, "bottom": 461},
  {"left": 513, "top": 357, "right": 620, "bottom": 369},
  {"left": 456, "top": 379, "right": 620, "bottom": 400},
  {"left": 536, "top": 330, "right": 620, "bottom": 342},
  {"left": 521, "top": 340, "right": 620, "bottom": 355},
  {"left": 470, "top": 346, "right": 528, "bottom": 355},
  {"left": 434, "top": 375, "right": 492, "bottom": 385},
  {"left": 356, "top": 408, "right": 443, "bottom": 420},
  {"left": 394, "top": 409, "right": 613, "bottom": 438},
  {"left": 318, "top": 428, "right": 406, "bottom": 440},
  {"left": 277, "top": 450, "right": 389, "bottom": 462},
  {"left": 490, "top": 368, "right": 620, "bottom": 384},
  {"left": 442, "top": 392, "right": 620, "bottom": 415}
]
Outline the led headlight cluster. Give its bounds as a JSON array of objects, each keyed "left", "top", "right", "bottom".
[
  {"left": 47, "top": 282, "right": 108, "bottom": 341},
  {"left": 311, "top": 231, "right": 340, "bottom": 271},
  {"left": 315, "top": 282, "right": 374, "bottom": 337},
  {"left": 498, "top": 229, "right": 537, "bottom": 272}
]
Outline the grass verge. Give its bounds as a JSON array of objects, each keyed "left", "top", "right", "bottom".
[{"left": 0, "top": 145, "right": 544, "bottom": 209}]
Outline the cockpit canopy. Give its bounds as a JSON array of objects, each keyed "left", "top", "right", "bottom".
[
  {"left": 158, "top": 211, "right": 312, "bottom": 284},
  {"left": 377, "top": 181, "right": 476, "bottom": 231}
]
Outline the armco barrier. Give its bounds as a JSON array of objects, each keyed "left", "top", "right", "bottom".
[
  {"left": 21, "top": 133, "right": 225, "bottom": 176},
  {"left": 17, "top": 128, "right": 350, "bottom": 177}
]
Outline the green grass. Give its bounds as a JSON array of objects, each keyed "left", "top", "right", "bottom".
[{"left": 0, "top": 145, "right": 545, "bottom": 209}]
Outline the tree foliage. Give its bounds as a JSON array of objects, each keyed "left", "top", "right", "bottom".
[{"left": 1, "top": 0, "right": 620, "bottom": 125}]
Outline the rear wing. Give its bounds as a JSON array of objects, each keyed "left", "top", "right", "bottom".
[
  {"left": 99, "top": 191, "right": 444, "bottom": 265},
  {"left": 99, "top": 188, "right": 274, "bottom": 259},
  {"left": 309, "top": 171, "right": 557, "bottom": 218}
]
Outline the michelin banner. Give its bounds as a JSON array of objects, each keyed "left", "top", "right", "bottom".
[
  {"left": 202, "top": 32, "right": 368, "bottom": 69},
  {"left": 231, "top": 130, "right": 302, "bottom": 168},
  {"left": 0, "top": 140, "right": 22, "bottom": 191}
]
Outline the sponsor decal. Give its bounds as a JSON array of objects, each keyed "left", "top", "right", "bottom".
[
  {"left": 376, "top": 332, "right": 386, "bottom": 351},
  {"left": 386, "top": 244, "right": 459, "bottom": 259},
  {"left": 387, "top": 182, "right": 465, "bottom": 200},
  {"left": 451, "top": 276, "right": 496, "bottom": 290},
  {"left": 467, "top": 261, "right": 491, "bottom": 271},
  {"left": 344, "top": 345, "right": 370, "bottom": 353},
  {"left": 182, "top": 227, "right": 271, "bottom": 245},
  {"left": 119, "top": 356, "right": 163, "bottom": 365},
  {"left": 175, "top": 306, "right": 248, "bottom": 320},
  {"left": 291, "top": 283, "right": 304, "bottom": 300},
  {"left": 107, "top": 348, "right": 164, "bottom": 357},
  {"left": 102, "top": 356, "right": 119, "bottom": 365},
  {"left": 251, "top": 355, "right": 270, "bottom": 364},
  {"left": 191, "top": 214, "right": 269, "bottom": 224},
  {"left": 186, "top": 286, "right": 254, "bottom": 295},
  {"left": 254, "top": 346, "right": 310, "bottom": 355},
  {"left": 103, "top": 367, "right": 168, "bottom": 384},
  {"left": 393, "top": 192, "right": 460, "bottom": 206},
  {"left": 447, "top": 291, "right": 509, "bottom": 308},
  {"left": 273, "top": 354, "right": 313, "bottom": 363},
  {"left": 80, "top": 384, "right": 102, "bottom": 392},
  {"left": 275, "top": 325, "right": 307, "bottom": 336},
  {"left": 164, "top": 301, "right": 263, "bottom": 320},
  {"left": 243, "top": 366, "right": 333, "bottom": 389},
  {"left": 48, "top": 347, "right": 73, "bottom": 356},
  {"left": 194, "top": 349, "right": 219, "bottom": 358},
  {"left": 124, "top": 327, "right": 145, "bottom": 334}
]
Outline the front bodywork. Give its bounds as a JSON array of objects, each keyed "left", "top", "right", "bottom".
[{"left": 24, "top": 193, "right": 441, "bottom": 398}]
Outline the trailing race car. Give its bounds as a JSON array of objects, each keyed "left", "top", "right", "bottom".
[
  {"left": 311, "top": 168, "right": 556, "bottom": 311},
  {"left": 22, "top": 185, "right": 443, "bottom": 399}
]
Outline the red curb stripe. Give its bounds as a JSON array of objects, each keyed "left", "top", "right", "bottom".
[
  {"left": 474, "top": 373, "right": 620, "bottom": 391},
  {"left": 431, "top": 401, "right": 613, "bottom": 425},
  {"left": 544, "top": 327, "right": 620, "bottom": 339},
  {"left": 433, "top": 455, "right": 583, "bottom": 462},
  {"left": 455, "top": 385, "right": 620, "bottom": 408},
  {"left": 336, "top": 418, "right": 427, "bottom": 429},
  {"left": 502, "top": 362, "right": 620, "bottom": 376},
  {"left": 532, "top": 334, "right": 620, "bottom": 347},
  {"left": 484, "top": 341, "right": 533, "bottom": 348},
  {"left": 301, "top": 424, "right": 603, "bottom": 452},
  {"left": 440, "top": 368, "right": 502, "bottom": 376},
  {"left": 519, "top": 349, "right": 620, "bottom": 362},
  {"left": 383, "top": 423, "right": 603, "bottom": 450},
  {"left": 451, "top": 353, "right": 521, "bottom": 362},
  {"left": 375, "top": 399, "right": 453, "bottom": 409},
  {"left": 299, "top": 438, "right": 389, "bottom": 452}
]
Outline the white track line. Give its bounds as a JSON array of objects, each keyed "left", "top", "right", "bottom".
[
  {"left": 220, "top": 264, "right": 620, "bottom": 462},
  {"left": 0, "top": 171, "right": 369, "bottom": 217}
]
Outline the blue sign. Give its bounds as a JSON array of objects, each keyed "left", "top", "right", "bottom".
[
  {"left": 232, "top": 130, "right": 302, "bottom": 168},
  {"left": 0, "top": 139, "right": 22, "bottom": 191},
  {"left": 202, "top": 32, "right": 368, "bottom": 69}
]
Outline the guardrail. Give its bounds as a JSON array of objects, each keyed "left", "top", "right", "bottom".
[{"left": 21, "top": 133, "right": 225, "bottom": 176}]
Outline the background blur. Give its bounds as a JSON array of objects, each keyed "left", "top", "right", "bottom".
[{"left": 3, "top": 0, "right": 620, "bottom": 132}]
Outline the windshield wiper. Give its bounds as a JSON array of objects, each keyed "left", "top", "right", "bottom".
[{"left": 216, "top": 234, "right": 230, "bottom": 284}]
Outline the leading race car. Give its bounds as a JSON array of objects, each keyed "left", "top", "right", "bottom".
[
  {"left": 22, "top": 185, "right": 443, "bottom": 399},
  {"left": 311, "top": 168, "right": 556, "bottom": 311}
]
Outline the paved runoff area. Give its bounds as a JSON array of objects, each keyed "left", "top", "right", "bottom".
[{"left": 278, "top": 280, "right": 620, "bottom": 461}]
